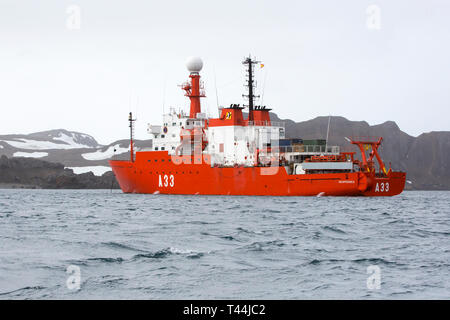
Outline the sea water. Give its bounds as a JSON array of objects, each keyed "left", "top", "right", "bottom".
[{"left": 0, "top": 189, "right": 449, "bottom": 299}]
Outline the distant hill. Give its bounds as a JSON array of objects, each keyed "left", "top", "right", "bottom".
[
  {"left": 0, "top": 129, "right": 152, "bottom": 171},
  {"left": 0, "top": 129, "right": 100, "bottom": 149}
]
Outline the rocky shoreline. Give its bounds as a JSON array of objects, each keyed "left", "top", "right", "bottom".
[{"left": 0, "top": 155, "right": 119, "bottom": 189}]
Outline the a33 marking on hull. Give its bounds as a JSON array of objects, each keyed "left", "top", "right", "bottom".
[
  {"left": 374, "top": 182, "right": 389, "bottom": 193},
  {"left": 158, "top": 174, "right": 175, "bottom": 188}
]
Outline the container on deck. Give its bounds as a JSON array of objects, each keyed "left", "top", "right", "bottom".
[
  {"left": 303, "top": 139, "right": 326, "bottom": 146},
  {"left": 277, "top": 138, "right": 303, "bottom": 147},
  {"left": 292, "top": 144, "right": 305, "bottom": 152}
]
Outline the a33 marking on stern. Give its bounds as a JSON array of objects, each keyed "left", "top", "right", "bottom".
[{"left": 374, "top": 182, "right": 389, "bottom": 192}]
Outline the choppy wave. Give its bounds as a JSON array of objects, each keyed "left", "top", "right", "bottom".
[{"left": 0, "top": 286, "right": 46, "bottom": 297}]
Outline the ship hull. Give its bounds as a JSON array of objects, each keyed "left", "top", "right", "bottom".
[{"left": 109, "top": 152, "right": 406, "bottom": 196}]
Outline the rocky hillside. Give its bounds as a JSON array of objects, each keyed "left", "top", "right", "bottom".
[
  {"left": 0, "top": 129, "right": 152, "bottom": 172},
  {"left": 0, "top": 155, "right": 119, "bottom": 189},
  {"left": 403, "top": 132, "right": 450, "bottom": 190}
]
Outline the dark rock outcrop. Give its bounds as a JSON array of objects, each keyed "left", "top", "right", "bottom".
[
  {"left": 0, "top": 155, "right": 119, "bottom": 189},
  {"left": 403, "top": 132, "right": 450, "bottom": 190}
]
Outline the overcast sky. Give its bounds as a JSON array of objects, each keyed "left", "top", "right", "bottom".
[{"left": 1, "top": 0, "right": 449, "bottom": 144}]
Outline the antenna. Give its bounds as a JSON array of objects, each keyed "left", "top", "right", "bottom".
[
  {"left": 242, "top": 55, "right": 260, "bottom": 121},
  {"left": 135, "top": 96, "right": 139, "bottom": 121},
  {"left": 129, "top": 90, "right": 132, "bottom": 112},
  {"left": 260, "top": 69, "right": 268, "bottom": 106},
  {"left": 162, "top": 77, "right": 166, "bottom": 115},
  {"left": 213, "top": 65, "right": 220, "bottom": 110},
  {"left": 325, "top": 115, "right": 331, "bottom": 152},
  {"left": 205, "top": 100, "right": 209, "bottom": 118},
  {"left": 128, "top": 112, "right": 136, "bottom": 162}
]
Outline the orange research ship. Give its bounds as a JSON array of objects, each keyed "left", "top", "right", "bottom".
[{"left": 110, "top": 56, "right": 406, "bottom": 196}]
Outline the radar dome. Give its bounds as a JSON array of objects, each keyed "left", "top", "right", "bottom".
[{"left": 186, "top": 56, "right": 203, "bottom": 73}]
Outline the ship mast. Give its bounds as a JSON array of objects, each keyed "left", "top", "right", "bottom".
[
  {"left": 242, "top": 55, "right": 260, "bottom": 121},
  {"left": 182, "top": 57, "right": 205, "bottom": 119},
  {"left": 128, "top": 112, "right": 136, "bottom": 162}
]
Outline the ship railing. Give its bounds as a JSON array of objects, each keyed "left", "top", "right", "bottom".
[
  {"left": 248, "top": 120, "right": 285, "bottom": 128},
  {"left": 348, "top": 136, "right": 382, "bottom": 143},
  {"left": 272, "top": 145, "right": 340, "bottom": 154},
  {"left": 111, "top": 152, "right": 132, "bottom": 161}
]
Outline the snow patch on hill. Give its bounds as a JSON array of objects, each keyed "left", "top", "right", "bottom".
[
  {"left": 53, "top": 132, "right": 93, "bottom": 148},
  {"left": 2, "top": 139, "right": 68, "bottom": 150},
  {"left": 82, "top": 144, "right": 129, "bottom": 161},
  {"left": 13, "top": 151, "right": 48, "bottom": 158},
  {"left": 67, "top": 166, "right": 112, "bottom": 176},
  {"left": 0, "top": 130, "right": 101, "bottom": 151},
  {"left": 1, "top": 136, "right": 95, "bottom": 150}
]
